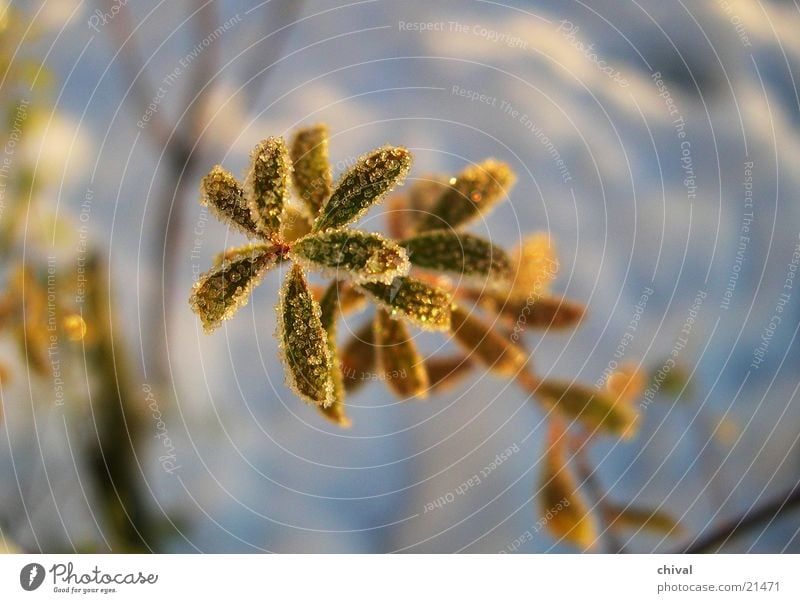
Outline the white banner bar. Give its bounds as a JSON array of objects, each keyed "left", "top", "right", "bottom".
[{"left": 0, "top": 554, "right": 797, "bottom": 601}]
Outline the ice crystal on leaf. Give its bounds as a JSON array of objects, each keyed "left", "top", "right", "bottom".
[
  {"left": 277, "top": 265, "right": 333, "bottom": 406},
  {"left": 246, "top": 137, "right": 291, "bottom": 241},
  {"left": 313, "top": 146, "right": 411, "bottom": 232},
  {"left": 292, "top": 229, "right": 410, "bottom": 285},
  {"left": 359, "top": 277, "right": 452, "bottom": 331},
  {"left": 290, "top": 123, "right": 332, "bottom": 216},
  {"left": 190, "top": 243, "right": 282, "bottom": 333},
  {"left": 188, "top": 124, "right": 659, "bottom": 550},
  {"left": 402, "top": 229, "right": 513, "bottom": 284}
]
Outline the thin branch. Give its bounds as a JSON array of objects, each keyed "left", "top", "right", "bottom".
[
  {"left": 107, "top": 2, "right": 174, "bottom": 152},
  {"left": 681, "top": 481, "right": 800, "bottom": 553},
  {"left": 570, "top": 429, "right": 627, "bottom": 554}
]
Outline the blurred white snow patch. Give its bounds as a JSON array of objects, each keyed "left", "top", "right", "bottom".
[
  {"left": 38, "top": 0, "right": 84, "bottom": 30},
  {"left": 198, "top": 81, "right": 248, "bottom": 152},
  {"left": 22, "top": 111, "right": 91, "bottom": 187}
]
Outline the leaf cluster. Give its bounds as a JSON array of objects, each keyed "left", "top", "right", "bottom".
[{"left": 189, "top": 124, "right": 679, "bottom": 548}]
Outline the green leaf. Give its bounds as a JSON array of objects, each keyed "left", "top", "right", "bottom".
[
  {"left": 402, "top": 230, "right": 512, "bottom": 282},
  {"left": 449, "top": 305, "right": 527, "bottom": 376},
  {"left": 359, "top": 277, "right": 451, "bottom": 331},
  {"left": 313, "top": 146, "right": 411, "bottom": 232},
  {"left": 292, "top": 229, "right": 410, "bottom": 285},
  {"left": 540, "top": 430, "right": 598, "bottom": 550},
  {"left": 374, "top": 309, "right": 429, "bottom": 398},
  {"left": 246, "top": 137, "right": 291, "bottom": 241},
  {"left": 534, "top": 380, "right": 639, "bottom": 438},
  {"left": 341, "top": 320, "right": 377, "bottom": 393},
  {"left": 290, "top": 123, "right": 332, "bottom": 216},
  {"left": 190, "top": 244, "right": 282, "bottom": 333},
  {"left": 200, "top": 165, "right": 259, "bottom": 236},
  {"left": 417, "top": 160, "right": 515, "bottom": 231},
  {"left": 425, "top": 355, "right": 473, "bottom": 393},
  {"left": 606, "top": 505, "right": 682, "bottom": 536},
  {"left": 317, "top": 282, "right": 351, "bottom": 427},
  {"left": 277, "top": 265, "right": 333, "bottom": 406}
]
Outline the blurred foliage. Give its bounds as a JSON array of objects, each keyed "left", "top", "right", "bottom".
[{"left": 0, "top": 3, "right": 164, "bottom": 553}]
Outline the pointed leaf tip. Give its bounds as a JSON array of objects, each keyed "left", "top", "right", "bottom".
[
  {"left": 292, "top": 229, "right": 410, "bottom": 285},
  {"left": 200, "top": 165, "right": 260, "bottom": 236},
  {"left": 246, "top": 137, "right": 291, "bottom": 241},
  {"left": 277, "top": 265, "right": 333, "bottom": 406},
  {"left": 313, "top": 146, "right": 412, "bottom": 232},
  {"left": 190, "top": 244, "right": 281, "bottom": 333},
  {"left": 425, "top": 355, "right": 474, "bottom": 393}
]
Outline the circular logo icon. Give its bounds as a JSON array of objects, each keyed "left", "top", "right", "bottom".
[{"left": 20, "top": 563, "right": 45, "bottom": 591}]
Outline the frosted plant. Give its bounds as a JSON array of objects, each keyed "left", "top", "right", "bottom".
[{"left": 190, "top": 124, "right": 676, "bottom": 549}]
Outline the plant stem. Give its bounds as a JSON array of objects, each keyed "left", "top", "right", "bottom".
[
  {"left": 681, "top": 481, "right": 800, "bottom": 553},
  {"left": 569, "top": 429, "right": 627, "bottom": 553}
]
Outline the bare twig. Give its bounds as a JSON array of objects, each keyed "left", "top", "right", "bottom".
[{"left": 681, "top": 481, "right": 800, "bottom": 553}]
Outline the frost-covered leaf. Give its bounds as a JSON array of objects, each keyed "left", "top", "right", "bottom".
[
  {"left": 540, "top": 430, "right": 598, "bottom": 550},
  {"left": 402, "top": 230, "right": 512, "bottom": 282},
  {"left": 509, "top": 233, "right": 559, "bottom": 300},
  {"left": 534, "top": 380, "right": 639, "bottom": 438},
  {"left": 317, "top": 282, "right": 350, "bottom": 427},
  {"left": 290, "top": 123, "right": 332, "bottom": 216},
  {"left": 449, "top": 305, "right": 527, "bottom": 376},
  {"left": 246, "top": 137, "right": 291, "bottom": 241},
  {"left": 189, "top": 244, "right": 282, "bottom": 333},
  {"left": 277, "top": 265, "right": 333, "bottom": 406},
  {"left": 359, "top": 277, "right": 451, "bottom": 331},
  {"left": 292, "top": 229, "right": 410, "bottom": 285},
  {"left": 313, "top": 146, "right": 411, "bottom": 232},
  {"left": 417, "top": 160, "right": 515, "bottom": 231},
  {"left": 606, "top": 505, "right": 682, "bottom": 536},
  {"left": 374, "top": 309, "right": 429, "bottom": 398},
  {"left": 200, "top": 165, "right": 259, "bottom": 237},
  {"left": 425, "top": 355, "right": 473, "bottom": 393},
  {"left": 280, "top": 205, "right": 313, "bottom": 243},
  {"left": 341, "top": 320, "right": 377, "bottom": 392}
]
